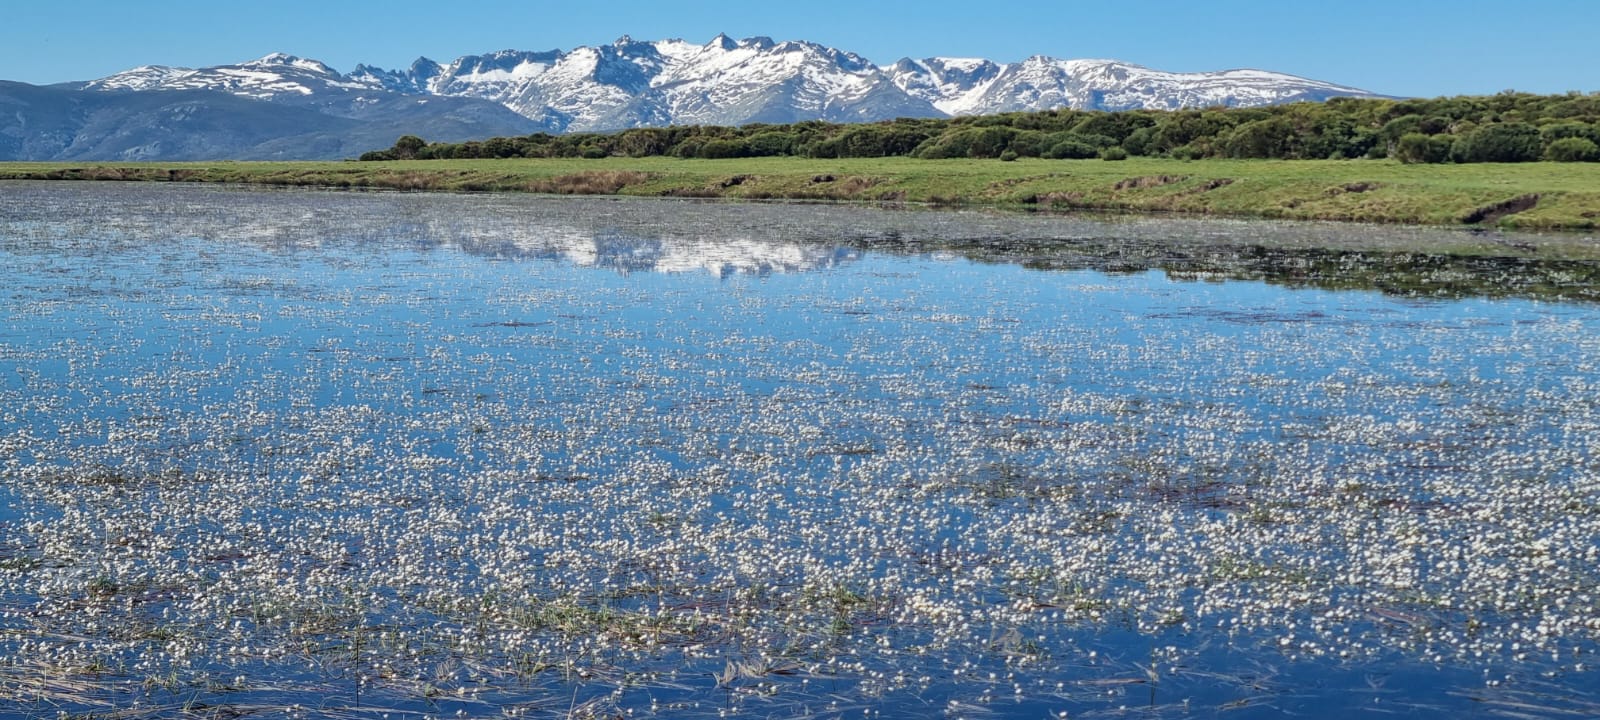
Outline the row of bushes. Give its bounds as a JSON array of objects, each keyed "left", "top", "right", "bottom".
[
  {"left": 1393, "top": 123, "right": 1600, "bottom": 163},
  {"left": 360, "top": 91, "right": 1600, "bottom": 164}
]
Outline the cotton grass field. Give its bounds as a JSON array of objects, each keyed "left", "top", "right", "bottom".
[{"left": 1, "top": 182, "right": 1598, "bottom": 718}]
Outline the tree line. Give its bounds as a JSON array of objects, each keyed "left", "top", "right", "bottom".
[{"left": 360, "top": 91, "right": 1600, "bottom": 164}]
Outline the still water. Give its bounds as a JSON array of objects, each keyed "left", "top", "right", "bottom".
[{"left": 1, "top": 182, "right": 1598, "bottom": 719}]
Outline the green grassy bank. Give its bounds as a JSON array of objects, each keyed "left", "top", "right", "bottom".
[{"left": 4, "top": 156, "right": 1599, "bottom": 230}]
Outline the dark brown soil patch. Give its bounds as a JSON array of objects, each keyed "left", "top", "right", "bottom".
[{"left": 1462, "top": 194, "right": 1540, "bottom": 225}]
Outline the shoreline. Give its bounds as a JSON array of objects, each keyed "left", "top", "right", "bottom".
[
  {"left": 3, "top": 156, "right": 1600, "bottom": 232},
  {"left": 9, "top": 176, "right": 1600, "bottom": 303}
]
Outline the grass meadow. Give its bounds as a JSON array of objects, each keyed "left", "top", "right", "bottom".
[{"left": 5, "top": 156, "right": 1599, "bottom": 230}]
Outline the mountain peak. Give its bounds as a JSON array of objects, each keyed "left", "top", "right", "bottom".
[
  {"left": 244, "top": 53, "right": 336, "bottom": 76},
  {"left": 708, "top": 33, "right": 737, "bottom": 51},
  {"left": 251, "top": 52, "right": 298, "bottom": 64}
]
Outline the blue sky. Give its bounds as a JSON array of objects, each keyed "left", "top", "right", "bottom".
[{"left": 2, "top": 0, "right": 1595, "bottom": 97}]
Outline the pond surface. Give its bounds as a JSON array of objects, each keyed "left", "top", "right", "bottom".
[{"left": 1, "top": 182, "right": 1599, "bottom": 719}]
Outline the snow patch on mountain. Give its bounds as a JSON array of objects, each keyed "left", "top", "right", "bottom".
[
  {"left": 887, "top": 56, "right": 1006, "bottom": 115},
  {"left": 87, "top": 53, "right": 370, "bottom": 99}
]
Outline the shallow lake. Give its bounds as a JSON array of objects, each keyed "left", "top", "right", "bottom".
[{"left": 2, "top": 182, "right": 1598, "bottom": 719}]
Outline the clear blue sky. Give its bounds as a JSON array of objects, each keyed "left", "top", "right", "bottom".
[{"left": 3, "top": 0, "right": 1595, "bottom": 97}]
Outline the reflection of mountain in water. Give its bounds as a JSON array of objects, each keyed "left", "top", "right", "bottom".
[
  {"left": 4, "top": 183, "right": 1599, "bottom": 302},
  {"left": 463, "top": 230, "right": 858, "bottom": 277}
]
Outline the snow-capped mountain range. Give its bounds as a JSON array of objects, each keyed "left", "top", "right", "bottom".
[
  {"left": 81, "top": 35, "right": 1382, "bottom": 133},
  {"left": 0, "top": 35, "right": 1384, "bottom": 161}
]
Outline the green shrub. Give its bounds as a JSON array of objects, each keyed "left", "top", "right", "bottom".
[
  {"left": 999, "top": 150, "right": 1020, "bottom": 162},
  {"left": 1038, "top": 131, "right": 1116, "bottom": 149},
  {"left": 913, "top": 127, "right": 1017, "bottom": 159},
  {"left": 672, "top": 136, "right": 708, "bottom": 158},
  {"left": 1099, "top": 146, "right": 1129, "bottom": 161},
  {"left": 1043, "top": 140, "right": 1099, "bottom": 159},
  {"left": 613, "top": 128, "right": 674, "bottom": 157},
  {"left": 697, "top": 139, "right": 749, "bottom": 159},
  {"left": 1545, "top": 137, "right": 1600, "bottom": 162},
  {"left": 744, "top": 131, "right": 796, "bottom": 157},
  {"left": 1540, "top": 122, "right": 1600, "bottom": 146},
  {"left": 1071, "top": 112, "right": 1156, "bottom": 143},
  {"left": 911, "top": 140, "right": 956, "bottom": 159},
  {"left": 417, "top": 143, "right": 453, "bottom": 159},
  {"left": 1221, "top": 118, "right": 1298, "bottom": 159},
  {"left": 963, "top": 127, "right": 1018, "bottom": 158},
  {"left": 392, "top": 134, "right": 427, "bottom": 159},
  {"left": 1419, "top": 116, "right": 1453, "bottom": 134},
  {"left": 1379, "top": 115, "right": 1425, "bottom": 145},
  {"left": 1394, "top": 133, "right": 1451, "bottom": 164},
  {"left": 579, "top": 146, "right": 609, "bottom": 159},
  {"left": 1388, "top": 133, "right": 1427, "bottom": 163},
  {"left": 1169, "top": 143, "right": 1207, "bottom": 161},
  {"left": 1547, "top": 96, "right": 1600, "bottom": 119},
  {"left": 1006, "top": 130, "right": 1050, "bottom": 157},
  {"left": 483, "top": 137, "right": 523, "bottom": 158},
  {"left": 1428, "top": 135, "right": 1455, "bottom": 163},
  {"left": 1451, "top": 123, "right": 1542, "bottom": 163},
  {"left": 815, "top": 125, "right": 933, "bottom": 158},
  {"left": 1122, "top": 127, "right": 1157, "bottom": 156}
]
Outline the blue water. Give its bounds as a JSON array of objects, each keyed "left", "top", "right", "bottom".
[{"left": 1, "top": 183, "right": 1597, "bottom": 719}]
